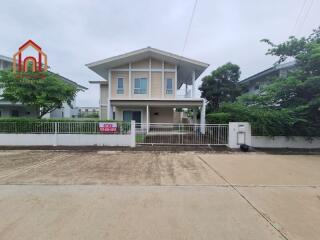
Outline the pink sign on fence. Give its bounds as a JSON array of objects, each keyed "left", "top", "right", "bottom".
[{"left": 99, "top": 122, "right": 118, "bottom": 133}]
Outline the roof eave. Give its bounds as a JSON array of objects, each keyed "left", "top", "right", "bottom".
[{"left": 85, "top": 47, "right": 209, "bottom": 69}]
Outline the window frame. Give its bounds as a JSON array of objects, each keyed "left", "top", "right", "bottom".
[
  {"left": 134, "top": 78, "right": 147, "bottom": 94},
  {"left": 166, "top": 78, "right": 173, "bottom": 95},
  {"left": 117, "top": 78, "right": 124, "bottom": 94}
]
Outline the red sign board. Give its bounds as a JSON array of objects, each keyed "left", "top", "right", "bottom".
[{"left": 99, "top": 122, "right": 118, "bottom": 133}]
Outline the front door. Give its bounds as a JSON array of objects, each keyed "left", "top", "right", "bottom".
[{"left": 123, "top": 111, "right": 141, "bottom": 124}]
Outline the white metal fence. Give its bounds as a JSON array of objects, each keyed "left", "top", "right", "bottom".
[
  {"left": 136, "top": 123, "right": 228, "bottom": 145},
  {"left": 0, "top": 122, "right": 131, "bottom": 135},
  {"left": 0, "top": 121, "right": 135, "bottom": 147}
]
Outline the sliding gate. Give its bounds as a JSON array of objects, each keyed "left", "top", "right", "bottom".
[{"left": 135, "top": 123, "right": 228, "bottom": 145}]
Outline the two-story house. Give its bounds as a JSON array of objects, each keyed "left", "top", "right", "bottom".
[
  {"left": 240, "top": 61, "right": 296, "bottom": 94},
  {"left": 87, "top": 47, "right": 209, "bottom": 125}
]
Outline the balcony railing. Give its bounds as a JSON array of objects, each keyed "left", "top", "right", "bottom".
[{"left": 175, "top": 90, "right": 192, "bottom": 99}]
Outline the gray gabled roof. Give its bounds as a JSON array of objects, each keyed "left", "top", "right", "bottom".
[
  {"left": 240, "top": 61, "right": 296, "bottom": 84},
  {"left": 86, "top": 47, "right": 209, "bottom": 88}
]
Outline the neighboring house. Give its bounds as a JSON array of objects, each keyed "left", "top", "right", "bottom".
[
  {"left": 44, "top": 102, "right": 80, "bottom": 119},
  {"left": 78, "top": 107, "right": 100, "bottom": 118},
  {"left": 0, "top": 54, "right": 86, "bottom": 118},
  {"left": 87, "top": 47, "right": 209, "bottom": 125},
  {"left": 240, "top": 61, "right": 296, "bottom": 94}
]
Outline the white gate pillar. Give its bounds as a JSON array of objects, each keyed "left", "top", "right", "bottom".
[
  {"left": 131, "top": 120, "right": 136, "bottom": 147},
  {"left": 228, "top": 122, "right": 251, "bottom": 148},
  {"left": 193, "top": 108, "right": 197, "bottom": 124},
  {"left": 200, "top": 99, "right": 206, "bottom": 134}
]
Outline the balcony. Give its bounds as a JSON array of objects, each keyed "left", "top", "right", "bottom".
[{"left": 176, "top": 90, "right": 192, "bottom": 99}]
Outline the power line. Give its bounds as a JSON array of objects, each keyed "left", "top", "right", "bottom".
[
  {"left": 297, "top": 0, "right": 314, "bottom": 35},
  {"left": 181, "top": 0, "right": 198, "bottom": 56},
  {"left": 291, "top": 0, "right": 308, "bottom": 36}
]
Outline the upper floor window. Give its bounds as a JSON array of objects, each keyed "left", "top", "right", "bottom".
[
  {"left": 117, "top": 78, "right": 124, "bottom": 94},
  {"left": 134, "top": 78, "right": 147, "bottom": 94},
  {"left": 166, "top": 78, "right": 173, "bottom": 95}
]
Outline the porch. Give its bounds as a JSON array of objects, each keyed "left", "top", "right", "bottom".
[{"left": 110, "top": 99, "right": 206, "bottom": 126}]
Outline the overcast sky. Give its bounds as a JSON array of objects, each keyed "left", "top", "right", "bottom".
[{"left": 0, "top": 0, "right": 319, "bottom": 106}]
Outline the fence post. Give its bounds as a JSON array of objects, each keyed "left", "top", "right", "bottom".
[
  {"left": 131, "top": 120, "right": 136, "bottom": 148},
  {"left": 53, "top": 122, "right": 58, "bottom": 147}
]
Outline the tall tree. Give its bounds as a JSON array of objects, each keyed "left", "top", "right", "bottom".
[
  {"left": 199, "top": 62, "right": 241, "bottom": 111},
  {"left": 0, "top": 70, "right": 79, "bottom": 118}
]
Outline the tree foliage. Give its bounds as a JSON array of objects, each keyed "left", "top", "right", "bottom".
[
  {"left": 0, "top": 70, "right": 79, "bottom": 118},
  {"left": 208, "top": 27, "right": 320, "bottom": 136},
  {"left": 199, "top": 62, "right": 241, "bottom": 112},
  {"left": 207, "top": 103, "right": 303, "bottom": 136}
]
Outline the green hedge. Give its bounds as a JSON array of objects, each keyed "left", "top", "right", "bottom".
[
  {"left": 0, "top": 117, "right": 116, "bottom": 123},
  {"left": 0, "top": 118, "right": 130, "bottom": 134},
  {"left": 206, "top": 103, "right": 310, "bottom": 136},
  {"left": 206, "top": 113, "right": 231, "bottom": 124}
]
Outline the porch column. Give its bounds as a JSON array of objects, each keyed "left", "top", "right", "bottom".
[
  {"left": 149, "top": 58, "right": 152, "bottom": 98},
  {"left": 146, "top": 105, "right": 150, "bottom": 134},
  {"left": 99, "top": 105, "right": 102, "bottom": 120},
  {"left": 200, "top": 99, "right": 206, "bottom": 134},
  {"left": 107, "top": 101, "right": 112, "bottom": 119},
  {"left": 192, "top": 70, "right": 196, "bottom": 99},
  {"left": 193, "top": 108, "right": 197, "bottom": 124},
  {"left": 107, "top": 70, "right": 112, "bottom": 119},
  {"left": 129, "top": 62, "right": 132, "bottom": 99},
  {"left": 161, "top": 61, "right": 164, "bottom": 99}
]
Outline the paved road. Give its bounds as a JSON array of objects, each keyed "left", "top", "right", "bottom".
[{"left": 0, "top": 150, "right": 319, "bottom": 240}]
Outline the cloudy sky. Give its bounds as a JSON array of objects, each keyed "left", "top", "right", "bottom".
[{"left": 0, "top": 0, "right": 319, "bottom": 106}]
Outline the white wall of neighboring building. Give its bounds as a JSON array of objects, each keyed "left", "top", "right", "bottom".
[{"left": 43, "top": 101, "right": 79, "bottom": 119}]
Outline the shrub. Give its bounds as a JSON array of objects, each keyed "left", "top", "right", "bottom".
[
  {"left": 0, "top": 117, "right": 126, "bottom": 134},
  {"left": 0, "top": 117, "right": 116, "bottom": 123},
  {"left": 206, "top": 112, "right": 231, "bottom": 124},
  {"left": 207, "top": 102, "right": 309, "bottom": 136}
]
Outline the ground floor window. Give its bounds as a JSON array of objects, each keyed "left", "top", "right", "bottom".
[
  {"left": 123, "top": 111, "right": 141, "bottom": 124},
  {"left": 11, "top": 110, "right": 19, "bottom": 117}
]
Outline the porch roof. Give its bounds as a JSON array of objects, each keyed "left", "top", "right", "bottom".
[
  {"left": 110, "top": 99, "right": 203, "bottom": 107},
  {"left": 86, "top": 47, "right": 209, "bottom": 88}
]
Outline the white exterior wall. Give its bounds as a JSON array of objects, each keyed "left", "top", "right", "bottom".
[
  {"left": 109, "top": 58, "right": 177, "bottom": 100},
  {"left": 252, "top": 136, "right": 320, "bottom": 149},
  {"left": 0, "top": 133, "right": 134, "bottom": 147}
]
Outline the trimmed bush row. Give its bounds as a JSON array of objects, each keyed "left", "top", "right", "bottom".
[{"left": 206, "top": 103, "right": 319, "bottom": 137}]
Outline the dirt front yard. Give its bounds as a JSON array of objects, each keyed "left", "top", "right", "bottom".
[{"left": 0, "top": 150, "right": 319, "bottom": 240}]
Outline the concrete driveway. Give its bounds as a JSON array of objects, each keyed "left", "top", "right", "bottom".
[{"left": 0, "top": 150, "right": 319, "bottom": 240}]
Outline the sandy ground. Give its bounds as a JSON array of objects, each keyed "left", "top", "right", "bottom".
[{"left": 0, "top": 150, "right": 319, "bottom": 240}]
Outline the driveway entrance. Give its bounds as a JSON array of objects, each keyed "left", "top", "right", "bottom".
[{"left": 136, "top": 123, "right": 229, "bottom": 145}]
